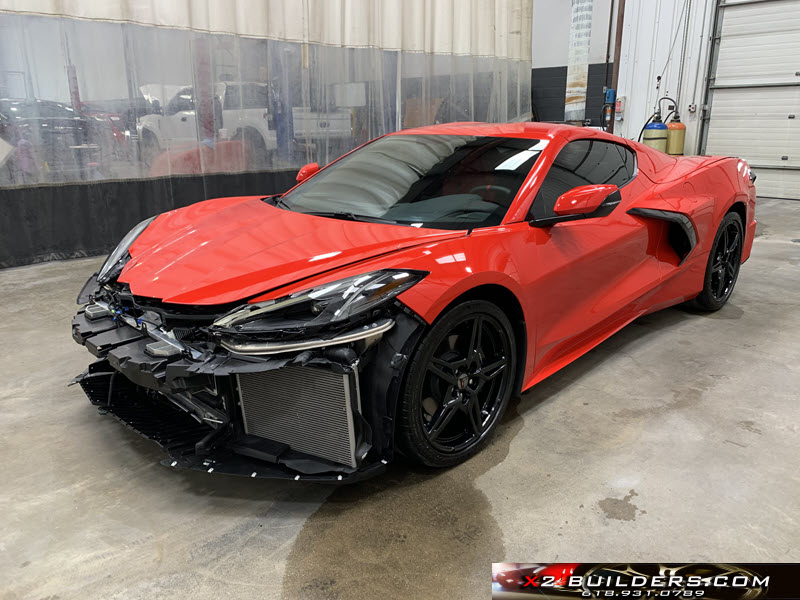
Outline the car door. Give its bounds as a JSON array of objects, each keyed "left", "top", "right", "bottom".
[
  {"left": 160, "top": 87, "right": 197, "bottom": 146},
  {"left": 527, "top": 138, "right": 664, "bottom": 375}
]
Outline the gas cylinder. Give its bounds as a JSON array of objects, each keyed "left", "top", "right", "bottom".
[
  {"left": 643, "top": 117, "right": 668, "bottom": 153},
  {"left": 666, "top": 115, "right": 687, "bottom": 155}
]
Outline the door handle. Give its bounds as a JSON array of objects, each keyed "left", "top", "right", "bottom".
[{"left": 181, "top": 116, "right": 188, "bottom": 122}]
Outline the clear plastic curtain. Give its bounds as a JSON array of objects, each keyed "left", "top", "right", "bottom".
[{"left": 0, "top": 0, "right": 532, "bottom": 187}]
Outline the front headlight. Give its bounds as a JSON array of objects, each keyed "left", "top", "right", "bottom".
[
  {"left": 213, "top": 269, "right": 427, "bottom": 332},
  {"left": 97, "top": 216, "right": 155, "bottom": 283}
]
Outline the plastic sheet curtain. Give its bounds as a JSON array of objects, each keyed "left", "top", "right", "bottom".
[{"left": 0, "top": 0, "right": 533, "bottom": 187}]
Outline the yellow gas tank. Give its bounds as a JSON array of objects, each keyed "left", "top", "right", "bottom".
[{"left": 666, "top": 117, "right": 687, "bottom": 155}]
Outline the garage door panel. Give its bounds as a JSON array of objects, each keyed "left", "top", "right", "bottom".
[
  {"left": 714, "top": 0, "right": 800, "bottom": 86},
  {"left": 747, "top": 168, "right": 800, "bottom": 200},
  {"left": 716, "top": 30, "right": 800, "bottom": 85},
  {"left": 705, "top": 88, "right": 800, "bottom": 167},
  {"left": 719, "top": 0, "right": 800, "bottom": 38}
]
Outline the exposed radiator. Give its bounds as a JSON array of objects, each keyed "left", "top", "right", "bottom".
[{"left": 236, "top": 366, "right": 358, "bottom": 467}]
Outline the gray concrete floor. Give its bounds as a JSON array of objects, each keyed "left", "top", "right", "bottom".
[{"left": 1, "top": 199, "right": 798, "bottom": 600}]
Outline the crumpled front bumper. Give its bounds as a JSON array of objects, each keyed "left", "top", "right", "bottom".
[{"left": 71, "top": 291, "right": 425, "bottom": 483}]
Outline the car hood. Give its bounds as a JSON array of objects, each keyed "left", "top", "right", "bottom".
[{"left": 120, "top": 196, "right": 462, "bottom": 305}]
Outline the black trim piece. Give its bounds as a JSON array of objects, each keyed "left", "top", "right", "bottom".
[{"left": 627, "top": 207, "right": 697, "bottom": 265}]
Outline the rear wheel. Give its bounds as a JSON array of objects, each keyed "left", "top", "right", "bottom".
[
  {"left": 397, "top": 300, "right": 516, "bottom": 467},
  {"left": 692, "top": 212, "right": 744, "bottom": 310}
]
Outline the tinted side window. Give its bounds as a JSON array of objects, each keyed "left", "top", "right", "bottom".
[
  {"left": 166, "top": 88, "right": 194, "bottom": 115},
  {"left": 530, "top": 140, "right": 635, "bottom": 220},
  {"left": 241, "top": 84, "right": 269, "bottom": 109},
  {"left": 223, "top": 85, "right": 240, "bottom": 110}
]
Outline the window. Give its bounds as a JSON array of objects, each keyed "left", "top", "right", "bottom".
[
  {"left": 224, "top": 84, "right": 269, "bottom": 110},
  {"left": 165, "top": 88, "right": 195, "bottom": 116},
  {"left": 281, "top": 134, "right": 547, "bottom": 230},
  {"left": 241, "top": 84, "right": 270, "bottom": 109},
  {"left": 529, "top": 140, "right": 636, "bottom": 220},
  {"left": 223, "top": 85, "right": 240, "bottom": 110}
]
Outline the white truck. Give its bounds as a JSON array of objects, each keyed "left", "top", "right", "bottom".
[{"left": 137, "top": 82, "right": 352, "bottom": 167}]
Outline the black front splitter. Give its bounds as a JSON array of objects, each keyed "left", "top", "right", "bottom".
[{"left": 161, "top": 453, "right": 387, "bottom": 484}]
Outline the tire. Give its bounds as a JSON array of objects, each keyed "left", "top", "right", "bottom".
[
  {"left": 692, "top": 211, "right": 744, "bottom": 311},
  {"left": 239, "top": 129, "right": 268, "bottom": 170},
  {"left": 397, "top": 300, "right": 517, "bottom": 467},
  {"left": 140, "top": 131, "right": 160, "bottom": 167}
]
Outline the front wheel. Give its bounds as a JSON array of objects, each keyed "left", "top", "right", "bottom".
[
  {"left": 397, "top": 300, "right": 517, "bottom": 467},
  {"left": 692, "top": 211, "right": 744, "bottom": 310}
]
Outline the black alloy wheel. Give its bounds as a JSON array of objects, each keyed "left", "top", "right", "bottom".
[
  {"left": 397, "top": 300, "right": 516, "bottom": 467},
  {"left": 693, "top": 212, "right": 744, "bottom": 310}
]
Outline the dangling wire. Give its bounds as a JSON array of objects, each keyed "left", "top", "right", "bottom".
[{"left": 658, "top": 0, "right": 691, "bottom": 85}]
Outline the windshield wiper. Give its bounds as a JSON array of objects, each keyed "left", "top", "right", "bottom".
[
  {"left": 304, "top": 211, "right": 398, "bottom": 225},
  {"left": 263, "top": 195, "right": 291, "bottom": 210}
]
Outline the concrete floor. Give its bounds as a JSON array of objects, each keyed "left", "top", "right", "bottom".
[{"left": 1, "top": 198, "right": 798, "bottom": 600}]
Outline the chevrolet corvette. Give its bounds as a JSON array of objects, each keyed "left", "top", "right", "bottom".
[{"left": 72, "top": 122, "right": 757, "bottom": 482}]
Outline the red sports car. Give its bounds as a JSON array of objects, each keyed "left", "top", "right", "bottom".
[{"left": 72, "top": 122, "right": 756, "bottom": 482}]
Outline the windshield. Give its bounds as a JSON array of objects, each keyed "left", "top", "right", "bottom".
[{"left": 280, "top": 134, "right": 548, "bottom": 230}]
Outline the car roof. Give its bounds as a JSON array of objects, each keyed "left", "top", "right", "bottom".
[{"left": 391, "top": 121, "right": 627, "bottom": 144}]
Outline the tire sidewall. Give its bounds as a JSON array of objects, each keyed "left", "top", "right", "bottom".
[{"left": 397, "top": 299, "right": 517, "bottom": 467}]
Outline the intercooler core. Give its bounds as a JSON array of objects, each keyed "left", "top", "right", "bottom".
[{"left": 236, "top": 366, "right": 359, "bottom": 467}]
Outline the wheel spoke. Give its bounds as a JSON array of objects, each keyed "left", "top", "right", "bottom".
[
  {"left": 715, "top": 271, "right": 726, "bottom": 297},
  {"left": 468, "top": 316, "right": 483, "bottom": 357},
  {"left": 727, "top": 231, "right": 740, "bottom": 255},
  {"left": 467, "top": 398, "right": 485, "bottom": 435},
  {"left": 721, "top": 226, "right": 729, "bottom": 254},
  {"left": 479, "top": 358, "right": 507, "bottom": 380},
  {"left": 428, "top": 357, "right": 458, "bottom": 385},
  {"left": 427, "top": 396, "right": 458, "bottom": 440}
]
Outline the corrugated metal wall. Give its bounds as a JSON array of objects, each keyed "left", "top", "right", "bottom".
[{"left": 614, "top": 0, "right": 715, "bottom": 152}]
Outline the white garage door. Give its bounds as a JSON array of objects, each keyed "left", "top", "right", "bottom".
[{"left": 702, "top": 0, "right": 800, "bottom": 199}]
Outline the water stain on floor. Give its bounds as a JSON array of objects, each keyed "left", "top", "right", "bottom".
[
  {"left": 281, "top": 399, "right": 524, "bottom": 600},
  {"left": 597, "top": 489, "right": 645, "bottom": 522},
  {"left": 737, "top": 420, "right": 762, "bottom": 435}
]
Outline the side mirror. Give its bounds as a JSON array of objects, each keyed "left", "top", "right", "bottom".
[
  {"left": 553, "top": 184, "right": 619, "bottom": 216},
  {"left": 296, "top": 162, "right": 319, "bottom": 183},
  {"left": 530, "top": 184, "right": 620, "bottom": 228}
]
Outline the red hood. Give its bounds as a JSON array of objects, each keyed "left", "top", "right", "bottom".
[{"left": 119, "top": 196, "right": 462, "bottom": 305}]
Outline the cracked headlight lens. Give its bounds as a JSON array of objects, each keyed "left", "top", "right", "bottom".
[
  {"left": 97, "top": 216, "right": 155, "bottom": 283},
  {"left": 213, "top": 269, "right": 427, "bottom": 331}
]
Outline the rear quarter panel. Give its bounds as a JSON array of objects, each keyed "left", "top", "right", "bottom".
[{"left": 629, "top": 156, "right": 756, "bottom": 310}]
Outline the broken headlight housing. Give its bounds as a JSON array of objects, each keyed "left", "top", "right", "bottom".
[
  {"left": 212, "top": 269, "right": 427, "bottom": 334},
  {"left": 97, "top": 216, "right": 155, "bottom": 283}
]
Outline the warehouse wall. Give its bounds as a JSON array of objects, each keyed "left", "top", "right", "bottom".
[
  {"left": 531, "top": 0, "right": 616, "bottom": 126},
  {"left": 614, "top": 0, "right": 715, "bottom": 152}
]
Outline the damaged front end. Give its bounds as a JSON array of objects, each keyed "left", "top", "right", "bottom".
[{"left": 72, "top": 270, "right": 427, "bottom": 483}]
